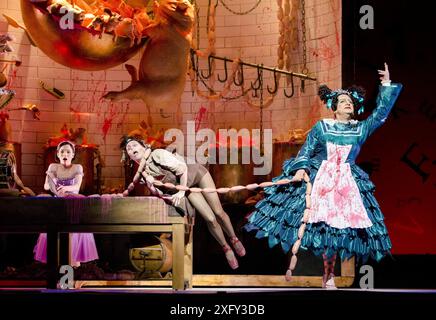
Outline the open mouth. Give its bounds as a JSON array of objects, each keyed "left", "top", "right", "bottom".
[{"left": 63, "top": 158, "right": 67, "bottom": 161}]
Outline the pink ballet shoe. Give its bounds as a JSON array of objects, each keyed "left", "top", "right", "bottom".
[
  {"left": 230, "top": 237, "right": 246, "bottom": 257},
  {"left": 223, "top": 244, "right": 239, "bottom": 269}
]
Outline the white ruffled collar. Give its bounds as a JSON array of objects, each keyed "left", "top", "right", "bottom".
[{"left": 323, "top": 118, "right": 359, "bottom": 125}]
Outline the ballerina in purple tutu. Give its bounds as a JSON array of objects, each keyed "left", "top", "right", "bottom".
[{"left": 34, "top": 141, "right": 99, "bottom": 267}]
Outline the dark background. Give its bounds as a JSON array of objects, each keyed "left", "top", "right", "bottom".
[
  {"left": 342, "top": 0, "right": 436, "bottom": 288},
  {"left": 343, "top": 0, "right": 436, "bottom": 255}
]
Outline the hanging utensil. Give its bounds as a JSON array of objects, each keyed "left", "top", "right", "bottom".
[
  {"left": 284, "top": 74, "right": 295, "bottom": 98},
  {"left": 217, "top": 58, "right": 228, "bottom": 83},
  {"left": 40, "top": 80, "right": 65, "bottom": 99}
]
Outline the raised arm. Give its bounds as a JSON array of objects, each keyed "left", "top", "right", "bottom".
[{"left": 363, "top": 63, "right": 403, "bottom": 137}]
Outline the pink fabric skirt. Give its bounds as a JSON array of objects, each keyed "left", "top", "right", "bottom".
[{"left": 34, "top": 233, "right": 99, "bottom": 264}]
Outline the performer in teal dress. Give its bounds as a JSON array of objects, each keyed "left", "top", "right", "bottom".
[{"left": 245, "top": 63, "right": 402, "bottom": 288}]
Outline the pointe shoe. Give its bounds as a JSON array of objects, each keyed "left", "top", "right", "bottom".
[
  {"left": 223, "top": 244, "right": 239, "bottom": 269},
  {"left": 322, "top": 273, "right": 337, "bottom": 289},
  {"left": 230, "top": 237, "right": 246, "bottom": 257}
]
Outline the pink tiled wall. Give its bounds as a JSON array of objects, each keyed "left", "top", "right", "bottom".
[{"left": 0, "top": 0, "right": 341, "bottom": 192}]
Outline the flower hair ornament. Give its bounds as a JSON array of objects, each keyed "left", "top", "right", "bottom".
[{"left": 318, "top": 84, "right": 366, "bottom": 115}]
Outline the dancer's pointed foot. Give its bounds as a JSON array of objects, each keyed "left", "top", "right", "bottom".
[
  {"left": 230, "top": 237, "right": 246, "bottom": 257},
  {"left": 223, "top": 244, "right": 239, "bottom": 269}
]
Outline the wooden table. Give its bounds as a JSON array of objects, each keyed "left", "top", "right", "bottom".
[{"left": 0, "top": 196, "right": 192, "bottom": 290}]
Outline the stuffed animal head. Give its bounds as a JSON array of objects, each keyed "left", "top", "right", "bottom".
[{"left": 154, "top": 0, "right": 195, "bottom": 33}]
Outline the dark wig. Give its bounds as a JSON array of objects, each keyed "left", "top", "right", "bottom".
[
  {"left": 119, "top": 135, "right": 151, "bottom": 164},
  {"left": 119, "top": 135, "right": 149, "bottom": 150},
  {"left": 318, "top": 84, "right": 366, "bottom": 116}
]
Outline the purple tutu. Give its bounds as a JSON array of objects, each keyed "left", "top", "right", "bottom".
[{"left": 34, "top": 233, "right": 99, "bottom": 264}]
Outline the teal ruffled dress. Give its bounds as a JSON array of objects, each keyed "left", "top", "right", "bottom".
[{"left": 245, "top": 84, "right": 403, "bottom": 262}]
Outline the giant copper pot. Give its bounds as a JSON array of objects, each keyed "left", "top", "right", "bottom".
[
  {"left": 208, "top": 146, "right": 259, "bottom": 204},
  {"left": 20, "top": 0, "right": 146, "bottom": 71}
]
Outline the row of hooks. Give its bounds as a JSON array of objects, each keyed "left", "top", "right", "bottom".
[{"left": 190, "top": 49, "right": 316, "bottom": 98}]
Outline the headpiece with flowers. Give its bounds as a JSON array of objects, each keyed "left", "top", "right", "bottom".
[{"left": 318, "top": 84, "right": 366, "bottom": 116}]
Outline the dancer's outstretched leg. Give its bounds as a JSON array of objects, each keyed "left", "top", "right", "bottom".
[
  {"left": 188, "top": 192, "right": 239, "bottom": 269},
  {"left": 198, "top": 173, "right": 246, "bottom": 257}
]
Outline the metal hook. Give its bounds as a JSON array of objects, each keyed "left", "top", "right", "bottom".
[
  {"left": 217, "top": 58, "right": 228, "bottom": 83},
  {"left": 189, "top": 49, "right": 198, "bottom": 72},
  {"left": 251, "top": 65, "right": 263, "bottom": 90},
  {"left": 284, "top": 74, "right": 295, "bottom": 98},
  {"left": 233, "top": 63, "right": 244, "bottom": 87},
  {"left": 200, "top": 55, "right": 214, "bottom": 79},
  {"left": 300, "top": 67, "right": 309, "bottom": 93},
  {"left": 267, "top": 69, "right": 279, "bottom": 94}
]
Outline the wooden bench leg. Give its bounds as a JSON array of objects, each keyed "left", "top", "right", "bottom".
[
  {"left": 184, "top": 226, "right": 193, "bottom": 289},
  {"left": 172, "top": 223, "right": 185, "bottom": 290},
  {"left": 46, "top": 230, "right": 59, "bottom": 289}
]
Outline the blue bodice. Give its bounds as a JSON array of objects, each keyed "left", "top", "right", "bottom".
[{"left": 286, "top": 84, "right": 403, "bottom": 174}]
